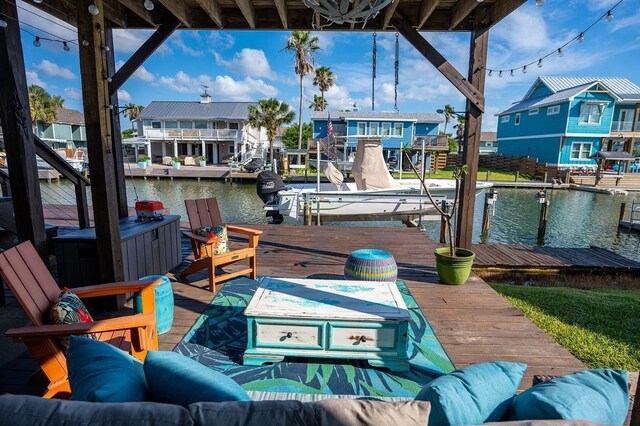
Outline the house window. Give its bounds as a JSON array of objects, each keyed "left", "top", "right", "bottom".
[
  {"left": 369, "top": 122, "right": 379, "bottom": 135},
  {"left": 579, "top": 102, "right": 604, "bottom": 125},
  {"left": 357, "top": 122, "right": 366, "bottom": 135},
  {"left": 194, "top": 121, "right": 207, "bottom": 129},
  {"left": 500, "top": 115, "right": 510, "bottom": 123},
  {"left": 570, "top": 142, "right": 592, "bottom": 160},
  {"left": 485, "top": 142, "right": 493, "bottom": 147},
  {"left": 151, "top": 121, "right": 161, "bottom": 129},
  {"left": 228, "top": 122, "right": 239, "bottom": 130},
  {"left": 179, "top": 121, "right": 192, "bottom": 129},
  {"left": 547, "top": 105, "right": 560, "bottom": 115},
  {"left": 143, "top": 120, "right": 152, "bottom": 127},
  {"left": 529, "top": 108, "right": 539, "bottom": 115},
  {"left": 382, "top": 122, "right": 392, "bottom": 136},
  {"left": 393, "top": 123, "right": 403, "bottom": 136},
  {"left": 515, "top": 113, "right": 521, "bottom": 126},
  {"left": 164, "top": 121, "right": 178, "bottom": 129}
]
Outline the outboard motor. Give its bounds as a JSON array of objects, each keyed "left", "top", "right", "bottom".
[
  {"left": 256, "top": 171, "right": 285, "bottom": 224},
  {"left": 244, "top": 158, "right": 264, "bottom": 173}
]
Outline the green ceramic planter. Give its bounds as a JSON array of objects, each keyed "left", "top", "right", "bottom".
[{"left": 434, "top": 247, "right": 475, "bottom": 285}]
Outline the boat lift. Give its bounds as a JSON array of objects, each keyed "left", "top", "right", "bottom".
[{"left": 619, "top": 200, "right": 640, "bottom": 232}]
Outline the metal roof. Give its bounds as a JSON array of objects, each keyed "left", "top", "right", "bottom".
[
  {"left": 540, "top": 77, "right": 640, "bottom": 102},
  {"left": 311, "top": 110, "right": 443, "bottom": 123},
  {"left": 55, "top": 107, "right": 85, "bottom": 125},
  {"left": 138, "top": 101, "right": 257, "bottom": 120},
  {"left": 499, "top": 83, "right": 593, "bottom": 115}
]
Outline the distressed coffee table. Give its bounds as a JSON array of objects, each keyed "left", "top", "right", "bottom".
[{"left": 243, "top": 277, "right": 410, "bottom": 372}]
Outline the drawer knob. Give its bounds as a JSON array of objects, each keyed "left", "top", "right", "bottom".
[{"left": 349, "top": 335, "right": 370, "bottom": 343}]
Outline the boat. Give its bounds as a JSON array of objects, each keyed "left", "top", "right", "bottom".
[{"left": 257, "top": 139, "right": 492, "bottom": 224}]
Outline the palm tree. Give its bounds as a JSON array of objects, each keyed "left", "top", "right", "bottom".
[
  {"left": 28, "top": 85, "right": 63, "bottom": 132},
  {"left": 309, "top": 94, "right": 327, "bottom": 111},
  {"left": 285, "top": 31, "right": 320, "bottom": 157},
  {"left": 248, "top": 98, "right": 295, "bottom": 166},
  {"left": 313, "top": 66, "right": 335, "bottom": 111},
  {"left": 441, "top": 104, "right": 456, "bottom": 136},
  {"left": 124, "top": 104, "right": 144, "bottom": 129}
]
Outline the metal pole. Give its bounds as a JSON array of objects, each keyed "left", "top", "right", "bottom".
[
  {"left": 537, "top": 199, "right": 549, "bottom": 242},
  {"left": 420, "top": 138, "right": 426, "bottom": 195},
  {"left": 316, "top": 139, "right": 321, "bottom": 192}
]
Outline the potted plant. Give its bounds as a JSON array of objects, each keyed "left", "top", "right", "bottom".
[
  {"left": 172, "top": 156, "right": 181, "bottom": 170},
  {"left": 197, "top": 156, "right": 207, "bottom": 167},
  {"left": 403, "top": 150, "right": 475, "bottom": 285},
  {"left": 137, "top": 155, "right": 149, "bottom": 169}
]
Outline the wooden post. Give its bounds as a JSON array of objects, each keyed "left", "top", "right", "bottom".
[
  {"left": 0, "top": 0, "right": 48, "bottom": 260},
  {"left": 515, "top": 171, "right": 519, "bottom": 182},
  {"left": 439, "top": 200, "right": 448, "bottom": 244},
  {"left": 537, "top": 196, "right": 549, "bottom": 241},
  {"left": 486, "top": 170, "right": 490, "bottom": 181},
  {"left": 481, "top": 188, "right": 496, "bottom": 240},
  {"left": 543, "top": 170, "right": 548, "bottom": 184},
  {"left": 77, "top": 0, "right": 124, "bottom": 288},
  {"left": 619, "top": 202, "right": 626, "bottom": 222}
]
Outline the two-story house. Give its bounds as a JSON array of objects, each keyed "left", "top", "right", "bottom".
[
  {"left": 136, "top": 92, "right": 265, "bottom": 164},
  {"left": 496, "top": 77, "right": 640, "bottom": 169},
  {"left": 310, "top": 109, "right": 445, "bottom": 162},
  {"left": 36, "top": 107, "right": 87, "bottom": 149}
]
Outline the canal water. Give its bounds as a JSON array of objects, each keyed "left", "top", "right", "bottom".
[{"left": 42, "top": 179, "right": 640, "bottom": 261}]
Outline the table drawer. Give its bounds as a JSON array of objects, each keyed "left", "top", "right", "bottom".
[
  {"left": 329, "top": 325, "right": 398, "bottom": 351},
  {"left": 255, "top": 323, "right": 323, "bottom": 349}
]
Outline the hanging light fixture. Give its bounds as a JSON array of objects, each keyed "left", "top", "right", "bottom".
[
  {"left": 577, "top": 32, "right": 585, "bottom": 43},
  {"left": 301, "top": 0, "right": 396, "bottom": 27},
  {"left": 144, "top": 0, "right": 155, "bottom": 11},
  {"left": 510, "top": 69, "right": 514, "bottom": 77},
  {"left": 33, "top": 36, "right": 41, "bottom": 47},
  {"left": 522, "top": 66, "right": 527, "bottom": 74},
  {"left": 33, "top": 0, "right": 43, "bottom": 3},
  {"left": 88, "top": 2, "right": 100, "bottom": 15},
  {"left": 605, "top": 10, "right": 613, "bottom": 22},
  {"left": 557, "top": 47, "right": 563, "bottom": 57},
  {"left": 0, "top": 16, "right": 7, "bottom": 28},
  {"left": 537, "top": 58, "right": 543, "bottom": 67},
  {"left": 488, "top": 70, "right": 493, "bottom": 77},
  {"left": 63, "top": 41, "right": 70, "bottom": 51},
  {"left": 498, "top": 70, "right": 503, "bottom": 78},
  {"left": 535, "top": 0, "right": 544, "bottom": 7},
  {"left": 82, "top": 37, "right": 89, "bottom": 47}
]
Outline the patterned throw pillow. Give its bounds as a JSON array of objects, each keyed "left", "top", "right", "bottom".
[
  {"left": 196, "top": 225, "right": 230, "bottom": 255},
  {"left": 50, "top": 288, "right": 96, "bottom": 350}
]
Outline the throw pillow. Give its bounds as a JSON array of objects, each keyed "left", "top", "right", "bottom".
[
  {"left": 507, "top": 369, "right": 630, "bottom": 425},
  {"left": 144, "top": 351, "right": 250, "bottom": 407},
  {"left": 415, "top": 361, "right": 527, "bottom": 426},
  {"left": 67, "top": 336, "right": 149, "bottom": 402},
  {"left": 196, "top": 225, "right": 230, "bottom": 254},
  {"left": 49, "top": 288, "right": 96, "bottom": 349}
]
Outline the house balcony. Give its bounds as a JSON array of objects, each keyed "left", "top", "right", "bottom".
[
  {"left": 610, "top": 121, "right": 640, "bottom": 136},
  {"left": 412, "top": 134, "right": 449, "bottom": 151},
  {"left": 142, "top": 128, "right": 241, "bottom": 141}
]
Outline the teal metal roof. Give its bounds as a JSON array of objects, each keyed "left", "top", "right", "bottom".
[
  {"left": 138, "top": 101, "right": 257, "bottom": 120},
  {"left": 499, "top": 83, "right": 593, "bottom": 115},
  {"left": 540, "top": 77, "right": 640, "bottom": 101},
  {"left": 311, "top": 110, "right": 443, "bottom": 123}
]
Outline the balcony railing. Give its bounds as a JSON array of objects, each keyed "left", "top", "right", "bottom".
[
  {"left": 611, "top": 121, "right": 639, "bottom": 132},
  {"left": 142, "top": 128, "right": 241, "bottom": 140},
  {"left": 412, "top": 134, "right": 449, "bottom": 151}
]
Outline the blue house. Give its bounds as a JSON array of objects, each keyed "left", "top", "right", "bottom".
[
  {"left": 496, "top": 77, "right": 640, "bottom": 168},
  {"left": 310, "top": 110, "right": 445, "bottom": 160}
]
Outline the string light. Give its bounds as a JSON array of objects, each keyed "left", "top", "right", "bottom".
[
  {"left": 82, "top": 37, "right": 89, "bottom": 47},
  {"left": 144, "top": 0, "right": 155, "bottom": 11},
  {"left": 88, "top": 2, "right": 100, "bottom": 16},
  {"left": 510, "top": 69, "right": 514, "bottom": 77},
  {"left": 63, "top": 41, "right": 70, "bottom": 51},
  {"left": 486, "top": 0, "right": 623, "bottom": 77},
  {"left": 32, "top": 0, "right": 43, "bottom": 3},
  {"left": 33, "top": 36, "right": 40, "bottom": 47},
  {"left": 0, "top": 17, "right": 7, "bottom": 28}
]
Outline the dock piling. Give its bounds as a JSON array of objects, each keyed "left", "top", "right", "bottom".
[
  {"left": 619, "top": 202, "right": 626, "bottom": 222},
  {"left": 439, "top": 200, "right": 448, "bottom": 244},
  {"left": 536, "top": 190, "right": 549, "bottom": 242},
  {"left": 481, "top": 188, "right": 497, "bottom": 241}
]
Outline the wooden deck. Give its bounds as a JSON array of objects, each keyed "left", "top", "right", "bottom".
[
  {"left": 0, "top": 225, "right": 586, "bottom": 396},
  {"left": 472, "top": 244, "right": 640, "bottom": 273}
]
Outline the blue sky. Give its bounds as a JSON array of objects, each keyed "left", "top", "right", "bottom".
[{"left": 16, "top": 0, "right": 640, "bottom": 131}]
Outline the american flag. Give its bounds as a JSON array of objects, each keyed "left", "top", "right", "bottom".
[{"left": 327, "top": 113, "right": 333, "bottom": 136}]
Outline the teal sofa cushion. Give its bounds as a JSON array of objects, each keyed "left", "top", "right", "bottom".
[
  {"left": 415, "top": 361, "right": 527, "bottom": 426},
  {"left": 67, "top": 336, "right": 148, "bottom": 402},
  {"left": 508, "top": 369, "right": 630, "bottom": 425},
  {"left": 144, "top": 351, "right": 250, "bottom": 407}
]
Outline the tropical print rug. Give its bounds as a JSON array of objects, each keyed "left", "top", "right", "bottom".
[{"left": 174, "top": 277, "right": 455, "bottom": 397}]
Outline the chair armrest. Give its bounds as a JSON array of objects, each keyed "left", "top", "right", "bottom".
[
  {"left": 72, "top": 279, "right": 160, "bottom": 298},
  {"left": 182, "top": 230, "right": 217, "bottom": 245},
  {"left": 6, "top": 313, "right": 156, "bottom": 340},
  {"left": 226, "top": 225, "right": 263, "bottom": 236}
]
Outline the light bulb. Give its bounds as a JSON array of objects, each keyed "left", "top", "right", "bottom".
[
  {"left": 577, "top": 32, "right": 585, "bottom": 43},
  {"left": 557, "top": 48, "right": 563, "bottom": 57},
  {"left": 144, "top": 0, "right": 155, "bottom": 11},
  {"left": 488, "top": 70, "right": 493, "bottom": 77},
  {"left": 88, "top": 3, "right": 100, "bottom": 15},
  {"left": 0, "top": 18, "right": 7, "bottom": 28},
  {"left": 535, "top": 0, "right": 544, "bottom": 6},
  {"left": 606, "top": 11, "right": 613, "bottom": 22},
  {"left": 498, "top": 71, "right": 503, "bottom": 78},
  {"left": 537, "top": 59, "right": 543, "bottom": 68},
  {"left": 522, "top": 66, "right": 527, "bottom": 74},
  {"left": 63, "top": 41, "right": 70, "bottom": 51},
  {"left": 104, "top": 45, "right": 110, "bottom": 51},
  {"left": 33, "top": 0, "right": 43, "bottom": 3},
  {"left": 510, "top": 69, "right": 514, "bottom": 77},
  {"left": 82, "top": 38, "right": 89, "bottom": 47},
  {"left": 33, "top": 37, "right": 41, "bottom": 47}
]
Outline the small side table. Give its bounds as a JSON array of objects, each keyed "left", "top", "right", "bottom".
[{"left": 344, "top": 249, "right": 398, "bottom": 282}]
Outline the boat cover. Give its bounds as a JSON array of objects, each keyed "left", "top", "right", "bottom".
[
  {"left": 324, "top": 162, "right": 344, "bottom": 189},
  {"left": 351, "top": 139, "right": 401, "bottom": 190}
]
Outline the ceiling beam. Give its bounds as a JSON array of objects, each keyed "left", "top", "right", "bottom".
[
  {"left": 417, "top": 0, "right": 439, "bottom": 30},
  {"left": 382, "top": 0, "right": 400, "bottom": 30},
  {"left": 449, "top": 0, "right": 480, "bottom": 30},
  {"left": 117, "top": 0, "right": 157, "bottom": 27},
  {"left": 155, "top": 0, "right": 191, "bottom": 27},
  {"left": 103, "top": 0, "right": 128, "bottom": 28},
  {"left": 485, "top": 0, "right": 526, "bottom": 29},
  {"left": 234, "top": 0, "right": 256, "bottom": 29},
  {"left": 273, "top": 0, "right": 288, "bottom": 29},
  {"left": 193, "top": 0, "right": 224, "bottom": 28}
]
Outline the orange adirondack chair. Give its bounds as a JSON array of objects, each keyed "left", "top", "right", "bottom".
[
  {"left": 181, "top": 198, "right": 262, "bottom": 292},
  {"left": 0, "top": 241, "right": 159, "bottom": 399}
]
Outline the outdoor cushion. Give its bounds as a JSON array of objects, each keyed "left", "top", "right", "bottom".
[
  {"left": 49, "top": 288, "right": 96, "bottom": 349},
  {"left": 415, "top": 361, "right": 527, "bottom": 426},
  {"left": 67, "top": 336, "right": 149, "bottom": 402},
  {"left": 144, "top": 351, "right": 250, "bottom": 407},
  {"left": 196, "top": 225, "right": 229, "bottom": 254},
  {"left": 507, "top": 369, "right": 629, "bottom": 425}
]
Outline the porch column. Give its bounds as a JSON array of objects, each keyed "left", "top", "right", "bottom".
[
  {"left": 201, "top": 140, "right": 206, "bottom": 160},
  {"left": 173, "top": 139, "right": 178, "bottom": 157},
  {"left": 162, "top": 142, "right": 166, "bottom": 157},
  {"left": 0, "top": 0, "right": 47, "bottom": 259}
]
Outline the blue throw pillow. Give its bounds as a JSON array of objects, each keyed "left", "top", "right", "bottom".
[
  {"left": 508, "top": 369, "right": 630, "bottom": 425},
  {"left": 415, "top": 361, "right": 526, "bottom": 426},
  {"left": 144, "top": 351, "right": 250, "bottom": 407},
  {"left": 67, "top": 336, "right": 148, "bottom": 402}
]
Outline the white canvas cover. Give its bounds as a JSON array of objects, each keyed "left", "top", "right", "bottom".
[
  {"left": 324, "top": 162, "right": 344, "bottom": 188},
  {"left": 351, "top": 139, "right": 401, "bottom": 190}
]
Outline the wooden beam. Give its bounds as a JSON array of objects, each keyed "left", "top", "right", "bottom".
[
  {"left": 103, "top": 0, "right": 127, "bottom": 27},
  {"left": 456, "top": 25, "right": 489, "bottom": 249},
  {"left": 0, "top": 0, "right": 48, "bottom": 259},
  {"left": 382, "top": 0, "right": 400, "bottom": 30},
  {"left": 392, "top": 15, "right": 484, "bottom": 112},
  {"left": 155, "top": 0, "right": 191, "bottom": 27},
  {"left": 273, "top": 0, "right": 288, "bottom": 29},
  {"left": 417, "top": 0, "right": 440, "bottom": 30},
  {"left": 193, "top": 0, "right": 224, "bottom": 28},
  {"left": 234, "top": 0, "right": 256, "bottom": 29},
  {"left": 33, "top": 1, "right": 77, "bottom": 26},
  {"left": 449, "top": 0, "right": 480, "bottom": 30},
  {"left": 118, "top": 0, "right": 157, "bottom": 27},
  {"left": 486, "top": 0, "right": 527, "bottom": 29},
  {"left": 108, "top": 16, "right": 180, "bottom": 96},
  {"left": 76, "top": 0, "right": 124, "bottom": 284}
]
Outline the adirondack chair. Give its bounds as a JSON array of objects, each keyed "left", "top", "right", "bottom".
[
  {"left": 181, "top": 198, "right": 262, "bottom": 292},
  {"left": 0, "top": 241, "right": 159, "bottom": 399}
]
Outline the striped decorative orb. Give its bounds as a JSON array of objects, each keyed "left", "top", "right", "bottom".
[{"left": 344, "top": 249, "right": 397, "bottom": 282}]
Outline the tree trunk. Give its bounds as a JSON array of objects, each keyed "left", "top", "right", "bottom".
[
  {"left": 297, "top": 75, "right": 304, "bottom": 164},
  {"left": 269, "top": 137, "right": 274, "bottom": 167},
  {"left": 321, "top": 90, "right": 325, "bottom": 111}
]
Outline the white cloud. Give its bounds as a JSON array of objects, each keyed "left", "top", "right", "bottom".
[
  {"left": 207, "top": 32, "right": 235, "bottom": 50},
  {"left": 112, "top": 29, "right": 172, "bottom": 55},
  {"left": 214, "top": 49, "right": 276, "bottom": 79},
  {"left": 171, "top": 33, "right": 203, "bottom": 57},
  {"left": 157, "top": 71, "right": 277, "bottom": 100},
  {"left": 491, "top": 7, "right": 552, "bottom": 53},
  {"left": 35, "top": 59, "right": 76, "bottom": 80},
  {"left": 115, "top": 60, "right": 156, "bottom": 82},
  {"left": 315, "top": 32, "right": 336, "bottom": 54},
  {"left": 585, "top": 0, "right": 618, "bottom": 11},
  {"left": 64, "top": 88, "right": 82, "bottom": 100},
  {"left": 17, "top": 0, "right": 77, "bottom": 48},
  {"left": 118, "top": 89, "right": 133, "bottom": 103},
  {"left": 612, "top": 9, "right": 640, "bottom": 32},
  {"left": 324, "top": 84, "right": 371, "bottom": 112},
  {"left": 26, "top": 70, "right": 47, "bottom": 88}
]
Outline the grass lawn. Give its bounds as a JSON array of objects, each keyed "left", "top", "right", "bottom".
[
  {"left": 392, "top": 167, "right": 533, "bottom": 182},
  {"left": 491, "top": 284, "right": 640, "bottom": 371}
]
